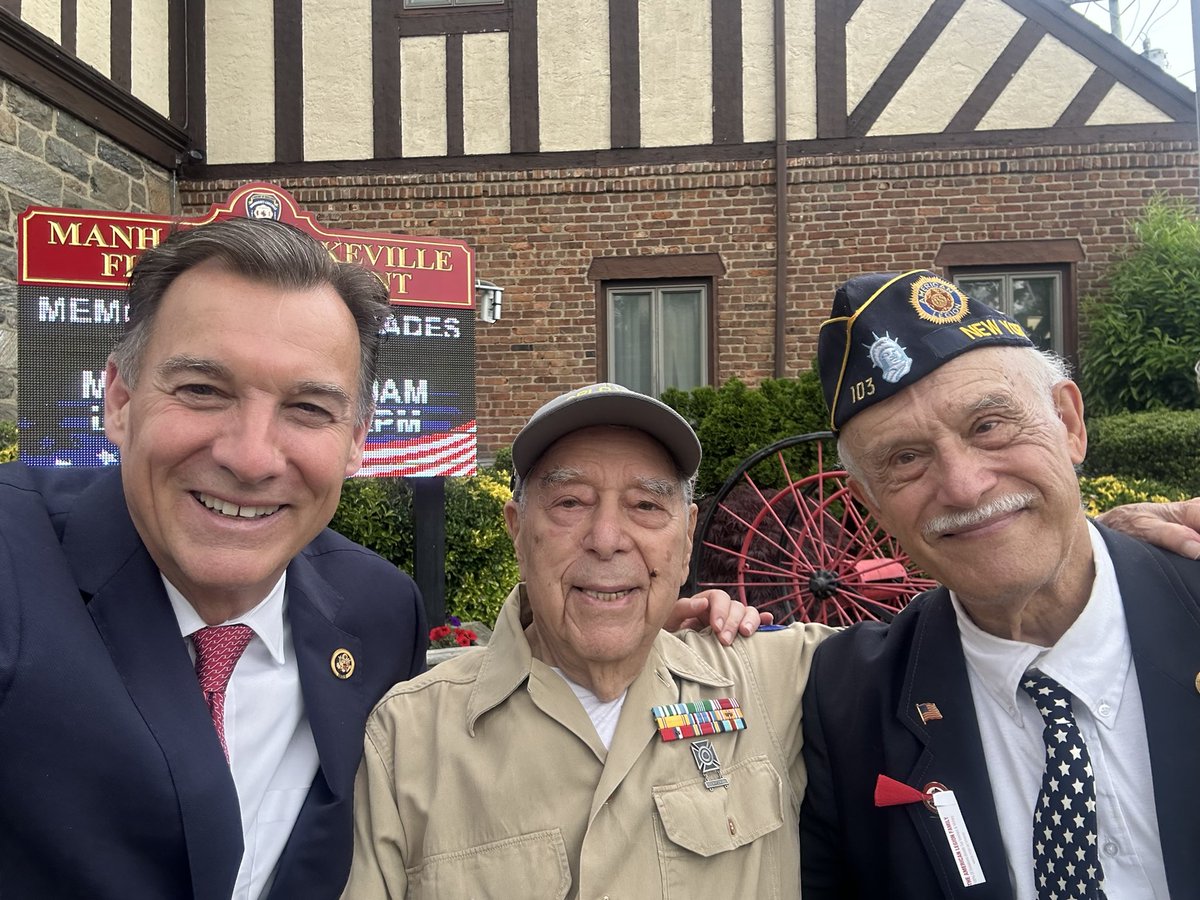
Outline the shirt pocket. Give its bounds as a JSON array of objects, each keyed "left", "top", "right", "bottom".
[
  {"left": 406, "top": 828, "right": 572, "bottom": 900},
  {"left": 652, "top": 755, "right": 787, "bottom": 898}
]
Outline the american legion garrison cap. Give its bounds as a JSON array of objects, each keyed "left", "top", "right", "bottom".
[{"left": 817, "top": 270, "right": 1034, "bottom": 432}]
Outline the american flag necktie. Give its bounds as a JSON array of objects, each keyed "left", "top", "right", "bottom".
[
  {"left": 1020, "top": 670, "right": 1106, "bottom": 900},
  {"left": 192, "top": 624, "right": 254, "bottom": 764}
]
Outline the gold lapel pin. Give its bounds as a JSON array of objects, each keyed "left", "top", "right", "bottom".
[{"left": 330, "top": 648, "right": 355, "bottom": 679}]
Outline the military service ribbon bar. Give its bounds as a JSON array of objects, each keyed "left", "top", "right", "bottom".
[{"left": 652, "top": 697, "right": 746, "bottom": 742}]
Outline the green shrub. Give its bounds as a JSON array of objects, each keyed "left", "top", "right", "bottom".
[
  {"left": 491, "top": 445, "right": 513, "bottom": 475},
  {"left": 1078, "top": 474, "right": 1188, "bottom": 516},
  {"left": 330, "top": 469, "right": 518, "bottom": 628},
  {"left": 1080, "top": 197, "right": 1200, "bottom": 415},
  {"left": 1082, "top": 409, "right": 1200, "bottom": 496},
  {"left": 443, "top": 468, "right": 518, "bottom": 626},
  {"left": 330, "top": 477, "right": 415, "bottom": 569},
  {"left": 663, "top": 371, "right": 830, "bottom": 496}
]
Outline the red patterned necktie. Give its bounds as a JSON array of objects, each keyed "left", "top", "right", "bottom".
[{"left": 192, "top": 624, "right": 254, "bottom": 763}]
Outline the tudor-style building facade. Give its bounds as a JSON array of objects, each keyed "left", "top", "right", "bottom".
[{"left": 2, "top": 0, "right": 1197, "bottom": 455}]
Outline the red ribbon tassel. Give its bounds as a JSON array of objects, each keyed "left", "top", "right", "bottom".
[{"left": 874, "top": 774, "right": 930, "bottom": 807}]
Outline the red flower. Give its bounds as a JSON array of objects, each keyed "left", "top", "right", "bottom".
[
  {"left": 429, "top": 625, "right": 452, "bottom": 642},
  {"left": 454, "top": 631, "right": 474, "bottom": 647}
]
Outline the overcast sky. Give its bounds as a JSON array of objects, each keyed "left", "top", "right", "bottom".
[{"left": 1072, "top": 0, "right": 1196, "bottom": 90}]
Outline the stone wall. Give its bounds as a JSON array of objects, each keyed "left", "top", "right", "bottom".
[{"left": 0, "top": 75, "right": 173, "bottom": 423}]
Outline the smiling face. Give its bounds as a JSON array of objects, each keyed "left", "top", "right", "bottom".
[
  {"left": 104, "top": 260, "right": 368, "bottom": 620},
  {"left": 503, "top": 426, "right": 697, "bottom": 697},
  {"left": 839, "top": 347, "right": 1093, "bottom": 634}
]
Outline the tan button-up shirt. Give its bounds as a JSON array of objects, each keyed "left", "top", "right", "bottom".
[{"left": 344, "top": 586, "right": 831, "bottom": 899}]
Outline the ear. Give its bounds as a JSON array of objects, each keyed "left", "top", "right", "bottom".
[
  {"left": 678, "top": 502, "right": 699, "bottom": 586},
  {"left": 1053, "top": 380, "right": 1087, "bottom": 465},
  {"left": 503, "top": 499, "right": 524, "bottom": 565},
  {"left": 103, "top": 359, "right": 131, "bottom": 448},
  {"left": 344, "top": 415, "right": 369, "bottom": 478}
]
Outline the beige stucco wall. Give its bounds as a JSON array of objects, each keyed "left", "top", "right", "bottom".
[
  {"left": 1089, "top": 82, "right": 1173, "bottom": 124},
  {"left": 847, "top": 0, "right": 933, "bottom": 111},
  {"left": 640, "top": 0, "right": 712, "bottom": 147},
  {"left": 205, "top": 1, "right": 275, "bottom": 165},
  {"left": 400, "top": 36, "right": 448, "bottom": 157},
  {"left": 979, "top": 35, "right": 1096, "bottom": 130},
  {"left": 871, "top": 0, "right": 1023, "bottom": 136},
  {"left": 742, "top": 0, "right": 774, "bottom": 143},
  {"left": 539, "top": 0, "right": 610, "bottom": 152},
  {"left": 131, "top": 0, "right": 171, "bottom": 117},
  {"left": 76, "top": 1, "right": 112, "bottom": 80},
  {"left": 785, "top": 0, "right": 816, "bottom": 140},
  {"left": 12, "top": 0, "right": 1178, "bottom": 166},
  {"left": 463, "top": 32, "right": 511, "bottom": 155},
  {"left": 304, "top": 0, "right": 373, "bottom": 161},
  {"left": 21, "top": 0, "right": 60, "bottom": 44}
]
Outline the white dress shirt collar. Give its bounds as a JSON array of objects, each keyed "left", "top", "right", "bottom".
[
  {"left": 952, "top": 521, "right": 1132, "bottom": 727},
  {"left": 164, "top": 572, "right": 289, "bottom": 665}
]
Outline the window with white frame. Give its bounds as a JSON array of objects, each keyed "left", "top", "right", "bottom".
[
  {"left": 606, "top": 283, "right": 709, "bottom": 396},
  {"left": 953, "top": 270, "right": 1063, "bottom": 354}
]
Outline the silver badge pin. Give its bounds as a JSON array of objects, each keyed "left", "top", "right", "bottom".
[{"left": 690, "top": 739, "right": 729, "bottom": 790}]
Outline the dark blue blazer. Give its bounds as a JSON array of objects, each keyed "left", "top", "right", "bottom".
[
  {"left": 0, "top": 462, "right": 426, "bottom": 900},
  {"left": 800, "top": 525, "right": 1200, "bottom": 899}
]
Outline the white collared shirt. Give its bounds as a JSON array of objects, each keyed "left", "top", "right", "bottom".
[
  {"left": 166, "top": 575, "right": 320, "bottom": 900},
  {"left": 953, "top": 522, "right": 1169, "bottom": 899}
]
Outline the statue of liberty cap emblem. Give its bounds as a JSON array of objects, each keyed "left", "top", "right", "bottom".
[{"left": 867, "top": 332, "right": 912, "bottom": 383}]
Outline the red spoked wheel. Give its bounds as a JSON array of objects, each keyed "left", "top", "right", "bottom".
[{"left": 689, "top": 432, "right": 935, "bottom": 626}]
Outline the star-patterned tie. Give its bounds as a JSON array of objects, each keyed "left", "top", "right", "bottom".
[
  {"left": 1020, "top": 670, "right": 1106, "bottom": 900},
  {"left": 192, "top": 624, "right": 254, "bottom": 764}
]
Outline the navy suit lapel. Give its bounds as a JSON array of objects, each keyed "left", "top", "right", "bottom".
[
  {"left": 265, "top": 557, "right": 368, "bottom": 899},
  {"left": 898, "top": 591, "right": 1014, "bottom": 898},
  {"left": 286, "top": 558, "right": 367, "bottom": 801},
  {"left": 1101, "top": 526, "right": 1200, "bottom": 896},
  {"left": 62, "top": 470, "right": 243, "bottom": 900}
]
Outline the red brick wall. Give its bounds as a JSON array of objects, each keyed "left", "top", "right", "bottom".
[{"left": 181, "top": 138, "right": 1198, "bottom": 458}]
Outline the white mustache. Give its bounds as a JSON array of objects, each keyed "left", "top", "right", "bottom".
[{"left": 922, "top": 493, "right": 1036, "bottom": 538}]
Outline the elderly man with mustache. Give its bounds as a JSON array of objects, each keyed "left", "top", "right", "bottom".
[{"left": 799, "top": 270, "right": 1200, "bottom": 899}]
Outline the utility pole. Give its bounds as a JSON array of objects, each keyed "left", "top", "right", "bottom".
[{"left": 1107, "top": 0, "right": 1122, "bottom": 41}]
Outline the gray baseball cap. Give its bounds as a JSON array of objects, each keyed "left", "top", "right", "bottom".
[{"left": 511, "top": 382, "right": 702, "bottom": 480}]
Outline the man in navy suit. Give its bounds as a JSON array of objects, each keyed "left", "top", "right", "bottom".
[
  {"left": 0, "top": 217, "right": 429, "bottom": 900},
  {"left": 801, "top": 270, "right": 1200, "bottom": 898},
  {"left": 0, "top": 217, "right": 759, "bottom": 900}
]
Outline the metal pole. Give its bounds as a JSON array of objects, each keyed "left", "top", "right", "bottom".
[
  {"left": 410, "top": 476, "right": 446, "bottom": 627},
  {"left": 1108, "top": 0, "right": 1123, "bottom": 41}
]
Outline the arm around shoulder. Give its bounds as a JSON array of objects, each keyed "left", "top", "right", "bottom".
[{"left": 1096, "top": 498, "right": 1200, "bottom": 560}]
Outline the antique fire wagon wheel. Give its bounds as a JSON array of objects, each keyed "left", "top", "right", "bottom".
[{"left": 689, "top": 432, "right": 935, "bottom": 625}]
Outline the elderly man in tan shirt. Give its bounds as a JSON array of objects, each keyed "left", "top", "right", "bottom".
[
  {"left": 343, "top": 383, "right": 832, "bottom": 898},
  {"left": 341, "top": 379, "right": 1200, "bottom": 899}
]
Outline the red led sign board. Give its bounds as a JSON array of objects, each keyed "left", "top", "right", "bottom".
[{"left": 17, "top": 183, "right": 477, "bottom": 477}]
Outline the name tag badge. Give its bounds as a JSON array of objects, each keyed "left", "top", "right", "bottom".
[{"left": 930, "top": 789, "right": 986, "bottom": 887}]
